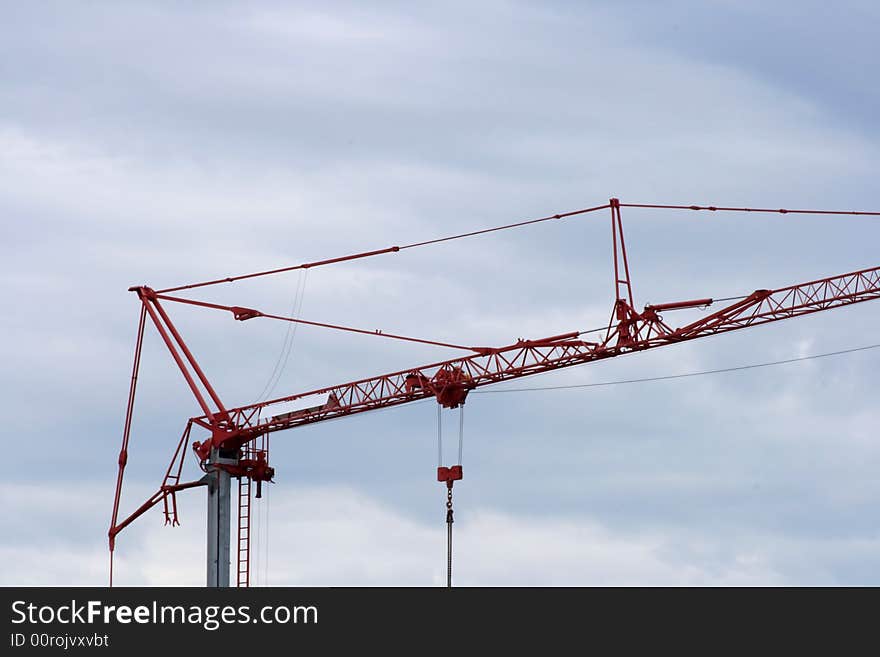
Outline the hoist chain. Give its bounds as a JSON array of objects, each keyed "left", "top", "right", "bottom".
[{"left": 446, "top": 483, "right": 454, "bottom": 588}]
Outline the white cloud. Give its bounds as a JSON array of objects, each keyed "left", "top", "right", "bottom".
[{"left": 0, "top": 483, "right": 789, "bottom": 586}]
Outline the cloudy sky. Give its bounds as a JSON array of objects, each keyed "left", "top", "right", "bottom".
[{"left": 2, "top": 1, "right": 879, "bottom": 586}]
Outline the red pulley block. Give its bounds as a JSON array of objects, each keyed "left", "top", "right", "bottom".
[{"left": 437, "top": 465, "right": 463, "bottom": 484}]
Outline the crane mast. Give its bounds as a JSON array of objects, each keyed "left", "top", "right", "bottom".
[{"left": 108, "top": 198, "right": 880, "bottom": 587}]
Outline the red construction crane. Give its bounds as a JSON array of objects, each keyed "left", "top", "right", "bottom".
[{"left": 108, "top": 198, "right": 880, "bottom": 587}]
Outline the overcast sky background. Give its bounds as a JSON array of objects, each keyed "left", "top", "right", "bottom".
[{"left": 2, "top": 1, "right": 879, "bottom": 586}]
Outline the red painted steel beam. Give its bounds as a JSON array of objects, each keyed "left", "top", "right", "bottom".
[
  {"left": 619, "top": 203, "right": 880, "bottom": 216},
  {"left": 153, "top": 201, "right": 879, "bottom": 296},
  {"left": 109, "top": 479, "right": 208, "bottom": 540},
  {"left": 135, "top": 291, "right": 219, "bottom": 422},
  {"left": 155, "top": 203, "right": 612, "bottom": 294},
  {"left": 645, "top": 299, "right": 713, "bottom": 312},
  {"left": 108, "top": 303, "right": 146, "bottom": 553},
  {"left": 153, "top": 292, "right": 481, "bottom": 353},
  {"left": 194, "top": 263, "right": 880, "bottom": 452},
  {"left": 150, "top": 295, "right": 229, "bottom": 419}
]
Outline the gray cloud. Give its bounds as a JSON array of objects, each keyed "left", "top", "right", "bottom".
[{"left": 1, "top": 0, "right": 878, "bottom": 585}]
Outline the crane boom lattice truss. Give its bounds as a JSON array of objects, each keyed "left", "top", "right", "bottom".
[{"left": 108, "top": 198, "right": 880, "bottom": 587}]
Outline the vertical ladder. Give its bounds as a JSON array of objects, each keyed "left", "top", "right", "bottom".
[{"left": 236, "top": 468, "right": 252, "bottom": 587}]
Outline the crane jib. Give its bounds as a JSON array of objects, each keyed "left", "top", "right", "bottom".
[{"left": 201, "top": 263, "right": 880, "bottom": 445}]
